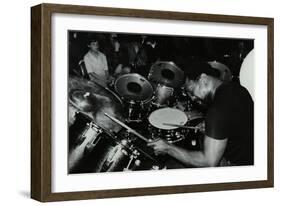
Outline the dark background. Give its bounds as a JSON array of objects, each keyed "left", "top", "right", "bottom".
[{"left": 68, "top": 31, "right": 254, "bottom": 80}]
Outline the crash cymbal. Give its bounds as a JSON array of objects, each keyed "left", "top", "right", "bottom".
[
  {"left": 148, "top": 61, "right": 184, "bottom": 88},
  {"left": 69, "top": 76, "right": 124, "bottom": 132},
  {"left": 114, "top": 73, "right": 153, "bottom": 102},
  {"left": 69, "top": 90, "right": 105, "bottom": 113}
]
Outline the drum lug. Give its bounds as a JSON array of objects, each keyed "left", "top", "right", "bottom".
[
  {"left": 121, "top": 149, "right": 128, "bottom": 156},
  {"left": 191, "top": 139, "right": 197, "bottom": 146},
  {"left": 90, "top": 122, "right": 102, "bottom": 134},
  {"left": 134, "top": 159, "right": 141, "bottom": 167}
]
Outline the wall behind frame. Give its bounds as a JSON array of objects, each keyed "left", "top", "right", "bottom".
[{"left": 0, "top": 0, "right": 279, "bottom": 205}]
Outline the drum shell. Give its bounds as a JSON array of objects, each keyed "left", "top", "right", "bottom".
[
  {"left": 68, "top": 114, "right": 118, "bottom": 173},
  {"left": 101, "top": 136, "right": 164, "bottom": 172},
  {"left": 69, "top": 113, "right": 162, "bottom": 172},
  {"left": 148, "top": 123, "right": 188, "bottom": 143},
  {"left": 152, "top": 84, "right": 174, "bottom": 106},
  {"left": 123, "top": 99, "right": 151, "bottom": 123}
]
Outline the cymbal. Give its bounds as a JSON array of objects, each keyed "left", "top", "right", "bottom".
[
  {"left": 148, "top": 61, "right": 184, "bottom": 88},
  {"left": 114, "top": 73, "right": 153, "bottom": 102},
  {"left": 208, "top": 61, "right": 232, "bottom": 81},
  {"left": 69, "top": 76, "right": 124, "bottom": 132},
  {"left": 69, "top": 90, "right": 105, "bottom": 113}
]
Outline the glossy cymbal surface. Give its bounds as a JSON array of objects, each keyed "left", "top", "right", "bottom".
[{"left": 69, "top": 76, "right": 124, "bottom": 132}]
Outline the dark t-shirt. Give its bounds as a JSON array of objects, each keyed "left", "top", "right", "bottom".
[{"left": 205, "top": 82, "right": 254, "bottom": 165}]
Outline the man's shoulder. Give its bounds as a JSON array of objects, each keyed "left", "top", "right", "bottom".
[
  {"left": 98, "top": 51, "right": 106, "bottom": 58},
  {"left": 84, "top": 51, "right": 91, "bottom": 59},
  {"left": 218, "top": 82, "right": 253, "bottom": 104},
  {"left": 218, "top": 82, "right": 249, "bottom": 95}
]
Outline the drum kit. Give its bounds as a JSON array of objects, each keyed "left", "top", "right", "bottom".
[{"left": 68, "top": 61, "right": 205, "bottom": 174}]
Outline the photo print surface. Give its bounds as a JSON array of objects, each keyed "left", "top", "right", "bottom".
[{"left": 67, "top": 31, "right": 254, "bottom": 174}]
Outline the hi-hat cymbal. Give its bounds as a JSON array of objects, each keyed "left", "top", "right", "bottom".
[
  {"left": 69, "top": 90, "right": 107, "bottom": 113},
  {"left": 69, "top": 76, "right": 124, "bottom": 132},
  {"left": 114, "top": 73, "right": 153, "bottom": 102},
  {"left": 148, "top": 61, "right": 184, "bottom": 88}
]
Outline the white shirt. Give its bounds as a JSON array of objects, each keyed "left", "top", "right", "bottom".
[{"left": 83, "top": 51, "right": 108, "bottom": 80}]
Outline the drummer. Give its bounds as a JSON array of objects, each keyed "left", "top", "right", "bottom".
[{"left": 148, "top": 63, "right": 254, "bottom": 167}]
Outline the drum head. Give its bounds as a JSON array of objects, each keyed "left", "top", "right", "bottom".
[
  {"left": 115, "top": 73, "right": 153, "bottom": 102},
  {"left": 148, "top": 108, "right": 187, "bottom": 130},
  {"left": 148, "top": 61, "right": 184, "bottom": 88}
]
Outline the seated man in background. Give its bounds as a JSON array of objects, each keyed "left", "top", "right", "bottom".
[
  {"left": 83, "top": 38, "right": 111, "bottom": 86},
  {"left": 148, "top": 71, "right": 254, "bottom": 167}
]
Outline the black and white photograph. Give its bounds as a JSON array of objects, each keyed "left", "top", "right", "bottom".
[
  {"left": 67, "top": 31, "right": 254, "bottom": 174},
  {"left": 29, "top": 2, "right": 274, "bottom": 202}
]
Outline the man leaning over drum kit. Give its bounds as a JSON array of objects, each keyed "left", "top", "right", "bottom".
[{"left": 148, "top": 71, "right": 254, "bottom": 167}]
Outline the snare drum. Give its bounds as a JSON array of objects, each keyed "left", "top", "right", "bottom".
[{"left": 148, "top": 108, "right": 188, "bottom": 143}]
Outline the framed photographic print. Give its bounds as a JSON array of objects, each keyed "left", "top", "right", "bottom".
[{"left": 31, "top": 3, "right": 274, "bottom": 202}]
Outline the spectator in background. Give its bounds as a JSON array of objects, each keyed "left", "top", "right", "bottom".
[
  {"left": 83, "top": 38, "right": 111, "bottom": 86},
  {"left": 105, "top": 34, "right": 132, "bottom": 78},
  {"left": 127, "top": 35, "right": 149, "bottom": 77}
]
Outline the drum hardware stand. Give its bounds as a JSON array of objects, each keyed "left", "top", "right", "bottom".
[
  {"left": 104, "top": 113, "right": 163, "bottom": 163},
  {"left": 105, "top": 113, "right": 150, "bottom": 143},
  {"left": 88, "top": 122, "right": 103, "bottom": 145},
  {"left": 126, "top": 100, "right": 143, "bottom": 123},
  {"left": 74, "top": 122, "right": 103, "bottom": 148},
  {"left": 123, "top": 150, "right": 141, "bottom": 171},
  {"left": 105, "top": 113, "right": 168, "bottom": 170}
]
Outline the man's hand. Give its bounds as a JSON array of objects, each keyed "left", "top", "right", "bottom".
[
  {"left": 147, "top": 139, "right": 171, "bottom": 155},
  {"left": 106, "top": 75, "right": 115, "bottom": 86}
]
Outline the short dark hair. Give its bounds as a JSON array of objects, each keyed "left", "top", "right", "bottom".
[{"left": 87, "top": 38, "right": 99, "bottom": 45}]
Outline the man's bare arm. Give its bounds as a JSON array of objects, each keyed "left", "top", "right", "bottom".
[{"left": 148, "top": 135, "right": 227, "bottom": 167}]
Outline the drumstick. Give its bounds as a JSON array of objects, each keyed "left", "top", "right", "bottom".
[
  {"left": 104, "top": 113, "right": 150, "bottom": 143},
  {"left": 162, "top": 123, "right": 200, "bottom": 130}
]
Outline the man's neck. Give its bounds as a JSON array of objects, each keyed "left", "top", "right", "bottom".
[{"left": 90, "top": 50, "right": 99, "bottom": 56}]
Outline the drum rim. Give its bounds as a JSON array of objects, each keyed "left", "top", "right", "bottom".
[
  {"left": 148, "top": 107, "right": 188, "bottom": 130},
  {"left": 114, "top": 73, "right": 154, "bottom": 102},
  {"left": 73, "top": 111, "right": 121, "bottom": 137}
]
